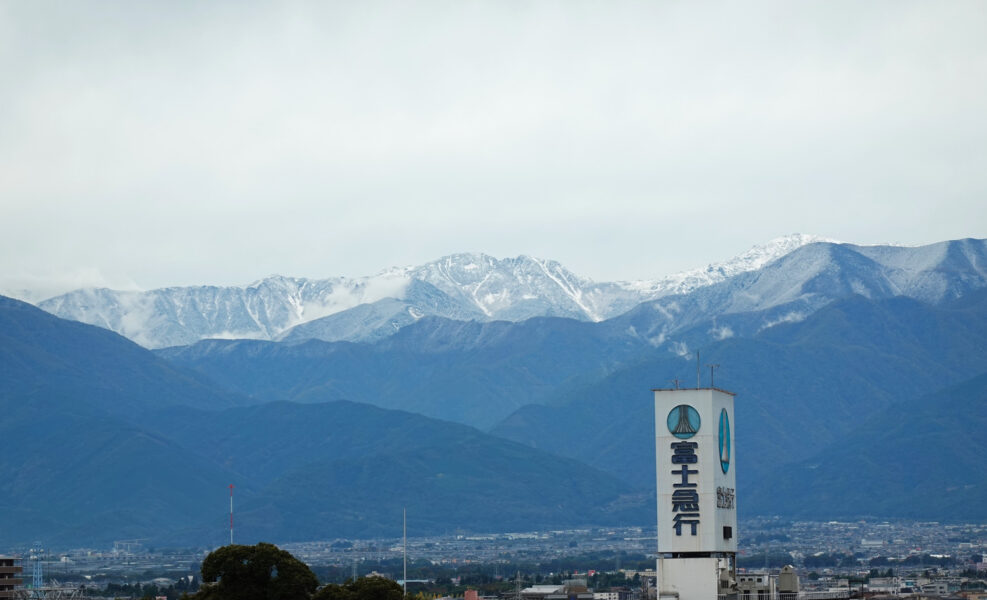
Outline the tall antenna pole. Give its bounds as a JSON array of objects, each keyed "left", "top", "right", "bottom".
[
  {"left": 403, "top": 508, "right": 407, "bottom": 598},
  {"left": 229, "top": 484, "right": 234, "bottom": 546},
  {"left": 31, "top": 544, "right": 43, "bottom": 598},
  {"left": 696, "top": 351, "right": 700, "bottom": 388},
  {"left": 707, "top": 364, "right": 720, "bottom": 388}
]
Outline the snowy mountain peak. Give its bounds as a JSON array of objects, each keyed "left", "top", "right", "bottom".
[
  {"left": 246, "top": 274, "right": 308, "bottom": 289},
  {"left": 738, "top": 234, "right": 840, "bottom": 268},
  {"left": 37, "top": 234, "right": 860, "bottom": 348},
  {"left": 408, "top": 253, "right": 597, "bottom": 320},
  {"left": 619, "top": 233, "right": 836, "bottom": 297}
]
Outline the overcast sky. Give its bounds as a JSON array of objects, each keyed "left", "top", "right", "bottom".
[{"left": 1, "top": 1, "right": 985, "bottom": 300}]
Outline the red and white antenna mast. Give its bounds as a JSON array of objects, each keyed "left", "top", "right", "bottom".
[{"left": 229, "top": 484, "right": 234, "bottom": 545}]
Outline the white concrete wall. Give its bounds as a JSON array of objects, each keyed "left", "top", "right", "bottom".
[
  {"left": 658, "top": 557, "right": 720, "bottom": 600},
  {"left": 654, "top": 388, "right": 737, "bottom": 554}
]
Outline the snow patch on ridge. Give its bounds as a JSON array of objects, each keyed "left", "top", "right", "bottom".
[
  {"left": 759, "top": 311, "right": 806, "bottom": 332},
  {"left": 205, "top": 330, "right": 271, "bottom": 341},
  {"left": 671, "top": 341, "right": 690, "bottom": 358},
  {"left": 619, "top": 234, "right": 837, "bottom": 298}
]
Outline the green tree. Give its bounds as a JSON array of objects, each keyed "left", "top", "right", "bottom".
[
  {"left": 192, "top": 542, "right": 318, "bottom": 600},
  {"left": 313, "top": 576, "right": 404, "bottom": 600}
]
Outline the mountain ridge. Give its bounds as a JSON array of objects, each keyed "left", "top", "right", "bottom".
[
  {"left": 38, "top": 234, "right": 831, "bottom": 348},
  {"left": 608, "top": 238, "right": 987, "bottom": 354},
  {"left": 156, "top": 238, "right": 987, "bottom": 433}
]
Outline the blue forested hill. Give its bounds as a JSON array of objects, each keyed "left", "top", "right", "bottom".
[
  {"left": 153, "top": 285, "right": 987, "bottom": 523},
  {"left": 744, "top": 371, "right": 987, "bottom": 520},
  {"left": 156, "top": 315, "right": 655, "bottom": 429},
  {"left": 1, "top": 395, "right": 648, "bottom": 546},
  {"left": 0, "top": 295, "right": 648, "bottom": 545},
  {"left": 491, "top": 290, "right": 987, "bottom": 519},
  {"left": 0, "top": 295, "right": 245, "bottom": 418},
  {"left": 143, "top": 401, "right": 648, "bottom": 543},
  {"left": 0, "top": 390, "right": 246, "bottom": 546}
]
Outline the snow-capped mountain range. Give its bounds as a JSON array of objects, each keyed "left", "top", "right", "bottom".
[
  {"left": 40, "top": 234, "right": 987, "bottom": 351},
  {"left": 37, "top": 234, "right": 831, "bottom": 348},
  {"left": 608, "top": 237, "right": 987, "bottom": 354}
]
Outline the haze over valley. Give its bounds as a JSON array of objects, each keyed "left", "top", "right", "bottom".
[{"left": 3, "top": 235, "right": 986, "bottom": 546}]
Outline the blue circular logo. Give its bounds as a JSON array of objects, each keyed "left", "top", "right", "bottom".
[
  {"left": 719, "top": 408, "right": 731, "bottom": 474},
  {"left": 667, "top": 404, "right": 701, "bottom": 439}
]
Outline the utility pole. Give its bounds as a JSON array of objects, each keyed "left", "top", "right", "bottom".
[
  {"left": 229, "top": 484, "right": 234, "bottom": 546},
  {"left": 403, "top": 508, "right": 407, "bottom": 598}
]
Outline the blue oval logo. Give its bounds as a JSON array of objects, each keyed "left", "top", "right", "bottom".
[
  {"left": 719, "top": 408, "right": 731, "bottom": 474},
  {"left": 667, "top": 405, "right": 701, "bottom": 439}
]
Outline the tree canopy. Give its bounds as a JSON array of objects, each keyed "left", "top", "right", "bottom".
[
  {"left": 192, "top": 542, "right": 319, "bottom": 600},
  {"left": 313, "top": 575, "right": 404, "bottom": 600}
]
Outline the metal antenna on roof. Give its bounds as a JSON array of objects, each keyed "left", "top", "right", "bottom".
[
  {"left": 696, "top": 351, "right": 701, "bottom": 388},
  {"left": 707, "top": 364, "right": 720, "bottom": 388}
]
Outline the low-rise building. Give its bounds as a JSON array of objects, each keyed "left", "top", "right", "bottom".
[
  {"left": 0, "top": 556, "right": 23, "bottom": 600},
  {"left": 737, "top": 572, "right": 774, "bottom": 600},
  {"left": 521, "top": 580, "right": 595, "bottom": 600},
  {"left": 920, "top": 581, "right": 949, "bottom": 595}
]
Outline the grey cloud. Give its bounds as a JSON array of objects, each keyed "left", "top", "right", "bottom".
[{"left": 1, "top": 1, "right": 985, "bottom": 296}]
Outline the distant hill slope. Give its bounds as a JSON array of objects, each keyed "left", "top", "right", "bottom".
[
  {"left": 157, "top": 316, "right": 654, "bottom": 429},
  {"left": 143, "top": 401, "right": 648, "bottom": 542},
  {"left": 1, "top": 394, "right": 647, "bottom": 546},
  {"left": 0, "top": 295, "right": 243, "bottom": 418},
  {"left": 275, "top": 279, "right": 485, "bottom": 344},
  {"left": 248, "top": 440, "right": 645, "bottom": 541},
  {"left": 0, "top": 294, "right": 246, "bottom": 545},
  {"left": 0, "top": 389, "right": 245, "bottom": 547},
  {"left": 744, "top": 371, "right": 987, "bottom": 520},
  {"left": 491, "top": 290, "right": 987, "bottom": 521},
  {"left": 0, "top": 294, "right": 649, "bottom": 545}
]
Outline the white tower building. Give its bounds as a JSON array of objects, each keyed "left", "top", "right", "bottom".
[{"left": 654, "top": 387, "right": 737, "bottom": 599}]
